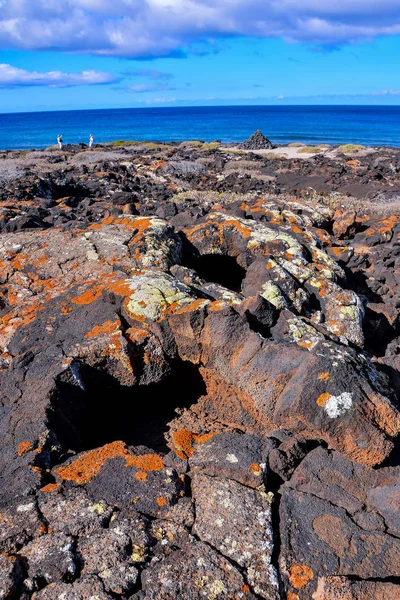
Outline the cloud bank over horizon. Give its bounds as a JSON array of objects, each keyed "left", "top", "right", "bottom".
[
  {"left": 1, "top": 1, "right": 400, "bottom": 58},
  {"left": 0, "top": 64, "right": 117, "bottom": 87}
]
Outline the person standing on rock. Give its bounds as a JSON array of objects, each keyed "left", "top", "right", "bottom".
[
  {"left": 57, "top": 134, "right": 63, "bottom": 150},
  {"left": 89, "top": 133, "right": 94, "bottom": 148}
]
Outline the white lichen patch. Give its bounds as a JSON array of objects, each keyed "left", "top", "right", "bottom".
[
  {"left": 324, "top": 392, "right": 353, "bottom": 418},
  {"left": 17, "top": 503, "right": 35, "bottom": 512},
  {"left": 226, "top": 453, "right": 239, "bottom": 463},
  {"left": 287, "top": 316, "right": 323, "bottom": 350}
]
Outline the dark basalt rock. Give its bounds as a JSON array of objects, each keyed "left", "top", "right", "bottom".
[{"left": 241, "top": 128, "right": 276, "bottom": 149}]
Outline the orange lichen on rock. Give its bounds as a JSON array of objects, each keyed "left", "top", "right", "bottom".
[
  {"left": 17, "top": 441, "right": 32, "bottom": 456},
  {"left": 156, "top": 496, "right": 167, "bottom": 507},
  {"left": 171, "top": 429, "right": 216, "bottom": 459},
  {"left": 88, "top": 215, "right": 115, "bottom": 230},
  {"left": 250, "top": 463, "right": 263, "bottom": 475},
  {"left": 125, "top": 453, "right": 164, "bottom": 471},
  {"left": 135, "top": 470, "right": 148, "bottom": 482},
  {"left": 173, "top": 298, "right": 209, "bottom": 315},
  {"left": 316, "top": 393, "right": 331, "bottom": 407},
  {"left": 298, "top": 340, "right": 314, "bottom": 349},
  {"left": 331, "top": 246, "right": 348, "bottom": 257},
  {"left": 318, "top": 372, "right": 331, "bottom": 382},
  {"left": 125, "top": 327, "right": 149, "bottom": 344},
  {"left": 107, "top": 279, "right": 136, "bottom": 297},
  {"left": 40, "top": 483, "right": 60, "bottom": 493},
  {"left": 55, "top": 441, "right": 164, "bottom": 485},
  {"left": 288, "top": 564, "right": 314, "bottom": 589},
  {"left": 71, "top": 286, "right": 104, "bottom": 305},
  {"left": 369, "top": 215, "right": 398, "bottom": 236},
  {"left": 84, "top": 319, "right": 120, "bottom": 339},
  {"left": 11, "top": 253, "right": 28, "bottom": 271}
]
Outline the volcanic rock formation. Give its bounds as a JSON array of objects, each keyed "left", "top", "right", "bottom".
[
  {"left": 241, "top": 129, "right": 276, "bottom": 150},
  {"left": 0, "top": 141, "right": 400, "bottom": 599}
]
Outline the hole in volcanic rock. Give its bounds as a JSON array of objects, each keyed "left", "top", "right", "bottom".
[
  {"left": 50, "top": 360, "right": 206, "bottom": 457},
  {"left": 302, "top": 292, "right": 323, "bottom": 319},
  {"left": 193, "top": 254, "right": 246, "bottom": 293}
]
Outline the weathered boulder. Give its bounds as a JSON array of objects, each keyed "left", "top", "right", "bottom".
[
  {"left": 192, "top": 475, "right": 279, "bottom": 598},
  {"left": 280, "top": 447, "right": 400, "bottom": 598}
]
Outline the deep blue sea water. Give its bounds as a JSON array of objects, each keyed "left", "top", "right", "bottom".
[{"left": 1, "top": 105, "right": 400, "bottom": 150}]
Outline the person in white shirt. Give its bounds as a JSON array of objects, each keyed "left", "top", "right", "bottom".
[
  {"left": 89, "top": 133, "right": 94, "bottom": 148},
  {"left": 57, "top": 134, "right": 63, "bottom": 150}
]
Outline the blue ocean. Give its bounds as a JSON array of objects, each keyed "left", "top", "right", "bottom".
[{"left": 1, "top": 105, "right": 400, "bottom": 150}]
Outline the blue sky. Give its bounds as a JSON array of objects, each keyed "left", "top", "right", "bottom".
[{"left": 0, "top": 1, "right": 400, "bottom": 112}]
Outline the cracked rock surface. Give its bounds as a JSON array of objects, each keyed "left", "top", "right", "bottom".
[{"left": 1, "top": 142, "right": 400, "bottom": 598}]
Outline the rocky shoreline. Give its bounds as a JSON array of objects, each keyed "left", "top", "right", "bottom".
[{"left": 1, "top": 139, "right": 400, "bottom": 599}]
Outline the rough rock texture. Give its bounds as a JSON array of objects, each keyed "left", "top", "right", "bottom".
[
  {"left": 0, "top": 142, "right": 400, "bottom": 598},
  {"left": 312, "top": 577, "right": 400, "bottom": 599}
]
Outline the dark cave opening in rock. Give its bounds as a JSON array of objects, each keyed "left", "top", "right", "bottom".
[
  {"left": 192, "top": 254, "right": 246, "bottom": 293},
  {"left": 302, "top": 292, "right": 323, "bottom": 319},
  {"left": 49, "top": 360, "right": 206, "bottom": 458}
]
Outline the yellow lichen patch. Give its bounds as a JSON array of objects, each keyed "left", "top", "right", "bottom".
[
  {"left": 17, "top": 441, "right": 32, "bottom": 456},
  {"left": 55, "top": 441, "right": 164, "bottom": 485},
  {"left": 84, "top": 319, "right": 120, "bottom": 339},
  {"left": 156, "top": 496, "right": 167, "bottom": 507},
  {"left": 288, "top": 564, "right": 314, "bottom": 589},
  {"left": 171, "top": 430, "right": 216, "bottom": 459},
  {"left": 318, "top": 372, "right": 331, "bottom": 382},
  {"left": 40, "top": 483, "right": 60, "bottom": 493},
  {"left": 316, "top": 393, "right": 331, "bottom": 407}
]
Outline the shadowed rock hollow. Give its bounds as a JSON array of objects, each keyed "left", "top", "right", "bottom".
[{"left": 1, "top": 141, "right": 400, "bottom": 599}]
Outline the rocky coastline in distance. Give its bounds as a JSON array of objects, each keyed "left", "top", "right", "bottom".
[{"left": 1, "top": 131, "right": 400, "bottom": 599}]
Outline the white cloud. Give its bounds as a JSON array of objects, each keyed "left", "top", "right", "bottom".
[
  {"left": 129, "top": 81, "right": 174, "bottom": 92},
  {"left": 0, "top": 63, "right": 117, "bottom": 87},
  {"left": 126, "top": 69, "right": 173, "bottom": 80},
  {"left": 371, "top": 89, "right": 400, "bottom": 96},
  {"left": 1, "top": 1, "right": 400, "bottom": 57}
]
